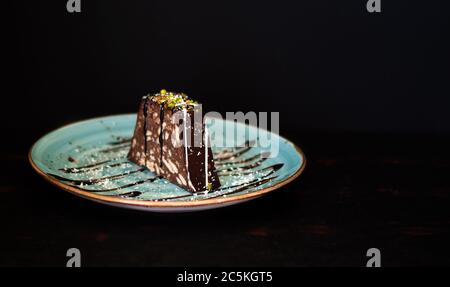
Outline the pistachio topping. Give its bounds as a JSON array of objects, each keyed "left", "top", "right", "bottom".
[{"left": 149, "top": 90, "right": 198, "bottom": 110}]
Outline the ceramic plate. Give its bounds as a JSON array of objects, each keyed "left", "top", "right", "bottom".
[{"left": 29, "top": 114, "right": 306, "bottom": 212}]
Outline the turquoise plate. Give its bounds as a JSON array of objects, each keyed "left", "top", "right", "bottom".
[{"left": 29, "top": 114, "right": 306, "bottom": 212}]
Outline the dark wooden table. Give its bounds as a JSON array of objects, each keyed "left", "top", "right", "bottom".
[{"left": 1, "top": 131, "right": 449, "bottom": 266}]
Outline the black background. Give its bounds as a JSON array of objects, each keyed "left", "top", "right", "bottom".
[
  {"left": 1, "top": 0, "right": 450, "bottom": 267},
  {"left": 6, "top": 0, "right": 450, "bottom": 145}
]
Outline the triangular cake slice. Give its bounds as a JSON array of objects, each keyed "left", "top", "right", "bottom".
[{"left": 128, "top": 90, "right": 221, "bottom": 193}]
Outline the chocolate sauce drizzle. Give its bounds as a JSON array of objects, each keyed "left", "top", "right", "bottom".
[
  {"left": 108, "top": 137, "right": 132, "bottom": 145},
  {"left": 216, "top": 157, "right": 270, "bottom": 173},
  {"left": 51, "top": 137, "right": 285, "bottom": 201},
  {"left": 51, "top": 163, "right": 282, "bottom": 200},
  {"left": 58, "top": 150, "right": 267, "bottom": 175},
  {"left": 215, "top": 140, "right": 256, "bottom": 154},
  {"left": 215, "top": 151, "right": 271, "bottom": 166},
  {"left": 90, "top": 176, "right": 161, "bottom": 192},
  {"left": 205, "top": 176, "right": 276, "bottom": 200},
  {"left": 218, "top": 163, "right": 284, "bottom": 177},
  {"left": 61, "top": 159, "right": 113, "bottom": 172},
  {"left": 152, "top": 171, "right": 279, "bottom": 202},
  {"left": 51, "top": 175, "right": 162, "bottom": 197},
  {"left": 59, "top": 159, "right": 129, "bottom": 174},
  {"left": 77, "top": 139, "right": 254, "bottom": 162},
  {"left": 119, "top": 191, "right": 142, "bottom": 198},
  {"left": 214, "top": 146, "right": 253, "bottom": 161},
  {"left": 99, "top": 143, "right": 131, "bottom": 154},
  {"left": 48, "top": 168, "right": 145, "bottom": 186}
]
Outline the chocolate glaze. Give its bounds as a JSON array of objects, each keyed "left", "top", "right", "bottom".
[
  {"left": 128, "top": 96, "right": 221, "bottom": 192},
  {"left": 143, "top": 97, "right": 149, "bottom": 165},
  {"left": 159, "top": 104, "right": 164, "bottom": 167}
]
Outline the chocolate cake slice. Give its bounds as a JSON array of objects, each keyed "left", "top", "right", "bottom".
[{"left": 128, "top": 90, "right": 221, "bottom": 193}]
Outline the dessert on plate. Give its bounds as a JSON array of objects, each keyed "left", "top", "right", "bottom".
[{"left": 128, "top": 90, "right": 221, "bottom": 193}]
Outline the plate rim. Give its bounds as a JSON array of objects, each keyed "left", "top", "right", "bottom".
[{"left": 28, "top": 114, "right": 307, "bottom": 209}]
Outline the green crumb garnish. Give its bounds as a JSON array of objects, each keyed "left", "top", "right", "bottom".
[
  {"left": 207, "top": 182, "right": 213, "bottom": 191},
  {"left": 151, "top": 90, "right": 199, "bottom": 110}
]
